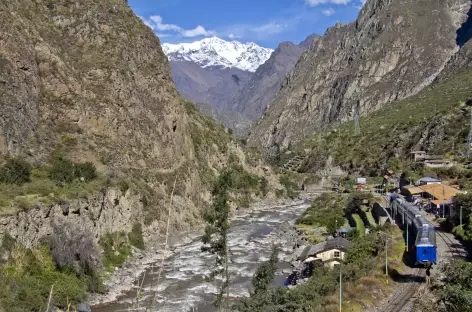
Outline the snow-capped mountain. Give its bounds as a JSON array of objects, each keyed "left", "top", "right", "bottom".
[{"left": 162, "top": 37, "right": 273, "bottom": 72}]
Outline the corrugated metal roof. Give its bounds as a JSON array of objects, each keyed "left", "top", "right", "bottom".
[
  {"left": 406, "top": 187, "right": 424, "bottom": 195},
  {"left": 419, "top": 177, "right": 441, "bottom": 182},
  {"left": 419, "top": 184, "right": 462, "bottom": 201}
]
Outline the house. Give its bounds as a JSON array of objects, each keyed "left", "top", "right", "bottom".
[
  {"left": 401, "top": 185, "right": 424, "bottom": 202},
  {"left": 411, "top": 151, "right": 427, "bottom": 162},
  {"left": 418, "top": 177, "right": 441, "bottom": 185},
  {"left": 300, "top": 237, "right": 353, "bottom": 268},
  {"left": 424, "top": 159, "right": 454, "bottom": 168}
]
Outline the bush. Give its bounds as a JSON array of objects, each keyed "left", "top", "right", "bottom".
[
  {"left": 0, "top": 245, "right": 88, "bottom": 311},
  {"left": 48, "top": 156, "right": 75, "bottom": 184},
  {"left": 74, "top": 162, "right": 97, "bottom": 182},
  {"left": 100, "top": 232, "right": 131, "bottom": 271},
  {"left": 0, "top": 158, "right": 32, "bottom": 185},
  {"left": 48, "top": 157, "right": 97, "bottom": 185},
  {"left": 128, "top": 223, "right": 145, "bottom": 250}
]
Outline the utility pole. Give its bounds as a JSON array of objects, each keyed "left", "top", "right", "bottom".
[
  {"left": 339, "top": 264, "right": 342, "bottom": 312},
  {"left": 354, "top": 105, "right": 360, "bottom": 136},
  {"left": 406, "top": 220, "right": 409, "bottom": 252},
  {"left": 385, "top": 237, "right": 388, "bottom": 285},
  {"left": 466, "top": 111, "right": 472, "bottom": 160}
]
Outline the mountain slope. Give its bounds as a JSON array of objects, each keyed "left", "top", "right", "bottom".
[
  {"left": 0, "top": 0, "right": 280, "bottom": 239},
  {"left": 234, "top": 36, "right": 319, "bottom": 120},
  {"left": 249, "top": 0, "right": 471, "bottom": 150},
  {"left": 162, "top": 37, "right": 273, "bottom": 72},
  {"left": 170, "top": 59, "right": 253, "bottom": 114}
]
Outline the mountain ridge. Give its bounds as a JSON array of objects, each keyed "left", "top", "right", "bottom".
[
  {"left": 249, "top": 0, "right": 472, "bottom": 151},
  {"left": 162, "top": 37, "right": 273, "bottom": 72}
]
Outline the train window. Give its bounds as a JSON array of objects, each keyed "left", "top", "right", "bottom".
[{"left": 423, "top": 249, "right": 428, "bottom": 255}]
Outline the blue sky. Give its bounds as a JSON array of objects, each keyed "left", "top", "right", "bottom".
[{"left": 130, "top": 0, "right": 367, "bottom": 48}]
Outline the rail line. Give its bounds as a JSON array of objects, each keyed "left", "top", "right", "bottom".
[{"left": 378, "top": 227, "right": 464, "bottom": 312}]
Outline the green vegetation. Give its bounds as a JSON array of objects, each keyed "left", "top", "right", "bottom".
[
  {"left": 450, "top": 193, "right": 472, "bottom": 242},
  {"left": 297, "top": 193, "right": 347, "bottom": 234},
  {"left": 351, "top": 214, "right": 365, "bottom": 237},
  {"left": 289, "top": 67, "right": 472, "bottom": 176},
  {"left": 438, "top": 260, "right": 472, "bottom": 311},
  {"left": 128, "top": 222, "right": 145, "bottom": 250},
  {"left": 251, "top": 247, "right": 279, "bottom": 295},
  {"left": 278, "top": 173, "right": 300, "bottom": 199},
  {"left": 0, "top": 224, "right": 106, "bottom": 312},
  {"left": 234, "top": 225, "right": 405, "bottom": 312},
  {"left": 0, "top": 158, "right": 32, "bottom": 186},
  {"left": 0, "top": 246, "right": 88, "bottom": 312},
  {"left": 201, "top": 167, "right": 232, "bottom": 309},
  {"left": 100, "top": 232, "right": 132, "bottom": 272},
  {"left": 0, "top": 156, "right": 102, "bottom": 215}
]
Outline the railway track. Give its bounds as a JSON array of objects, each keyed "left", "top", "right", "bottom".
[
  {"left": 378, "top": 228, "right": 464, "bottom": 312},
  {"left": 376, "top": 268, "right": 425, "bottom": 312}
]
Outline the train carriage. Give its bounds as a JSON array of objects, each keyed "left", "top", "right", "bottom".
[{"left": 389, "top": 197, "right": 437, "bottom": 266}]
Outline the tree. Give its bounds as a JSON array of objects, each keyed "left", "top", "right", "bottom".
[
  {"left": 0, "top": 158, "right": 32, "bottom": 185},
  {"left": 252, "top": 246, "right": 279, "bottom": 295},
  {"left": 440, "top": 260, "right": 472, "bottom": 311},
  {"left": 201, "top": 168, "right": 232, "bottom": 310}
]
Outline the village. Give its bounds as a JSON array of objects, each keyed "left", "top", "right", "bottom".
[{"left": 284, "top": 150, "right": 467, "bottom": 288}]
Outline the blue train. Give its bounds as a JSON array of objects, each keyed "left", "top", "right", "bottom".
[{"left": 389, "top": 196, "right": 437, "bottom": 266}]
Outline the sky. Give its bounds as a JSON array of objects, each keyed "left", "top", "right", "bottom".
[{"left": 130, "top": 0, "right": 367, "bottom": 48}]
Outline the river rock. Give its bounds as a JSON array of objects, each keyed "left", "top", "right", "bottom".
[{"left": 77, "top": 303, "right": 91, "bottom": 312}]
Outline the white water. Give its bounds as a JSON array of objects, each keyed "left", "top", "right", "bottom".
[{"left": 93, "top": 200, "right": 312, "bottom": 312}]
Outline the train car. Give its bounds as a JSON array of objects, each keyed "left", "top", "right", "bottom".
[
  {"left": 414, "top": 224, "right": 437, "bottom": 266},
  {"left": 389, "top": 196, "right": 437, "bottom": 266}
]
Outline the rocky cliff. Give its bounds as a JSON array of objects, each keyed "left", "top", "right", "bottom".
[
  {"left": 0, "top": 0, "right": 280, "bottom": 247},
  {"left": 249, "top": 0, "right": 472, "bottom": 150}
]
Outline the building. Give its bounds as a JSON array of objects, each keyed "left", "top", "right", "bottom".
[
  {"left": 418, "top": 177, "right": 442, "bottom": 185},
  {"left": 300, "top": 237, "right": 353, "bottom": 268},
  {"left": 424, "top": 159, "right": 454, "bottom": 168},
  {"left": 411, "top": 151, "right": 427, "bottom": 162},
  {"left": 411, "top": 151, "right": 453, "bottom": 168},
  {"left": 419, "top": 183, "right": 463, "bottom": 216}
]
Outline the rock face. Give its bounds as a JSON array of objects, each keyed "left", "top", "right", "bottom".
[
  {"left": 234, "top": 37, "right": 318, "bottom": 120},
  {"left": 0, "top": 0, "right": 190, "bottom": 170},
  {"left": 0, "top": 0, "right": 280, "bottom": 245},
  {"left": 170, "top": 60, "right": 253, "bottom": 116},
  {"left": 249, "top": 0, "right": 472, "bottom": 150},
  {"left": 0, "top": 188, "right": 142, "bottom": 248}
]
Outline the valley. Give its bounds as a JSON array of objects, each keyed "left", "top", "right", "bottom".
[{"left": 2, "top": 0, "right": 472, "bottom": 311}]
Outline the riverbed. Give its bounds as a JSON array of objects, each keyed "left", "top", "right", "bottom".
[{"left": 92, "top": 197, "right": 315, "bottom": 312}]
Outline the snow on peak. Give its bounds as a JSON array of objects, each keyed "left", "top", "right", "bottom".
[{"left": 162, "top": 37, "right": 273, "bottom": 72}]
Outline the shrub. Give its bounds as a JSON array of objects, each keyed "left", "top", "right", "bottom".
[
  {"left": 48, "top": 156, "right": 98, "bottom": 185},
  {"left": 100, "top": 232, "right": 131, "bottom": 271},
  {"left": 0, "top": 245, "right": 88, "bottom": 311},
  {"left": 74, "top": 162, "right": 97, "bottom": 182},
  {"left": 0, "top": 158, "right": 32, "bottom": 185},
  {"left": 128, "top": 222, "right": 145, "bottom": 249},
  {"left": 48, "top": 156, "right": 75, "bottom": 184}
]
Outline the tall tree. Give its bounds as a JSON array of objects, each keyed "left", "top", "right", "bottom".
[
  {"left": 252, "top": 246, "right": 279, "bottom": 295},
  {"left": 202, "top": 168, "right": 232, "bottom": 310}
]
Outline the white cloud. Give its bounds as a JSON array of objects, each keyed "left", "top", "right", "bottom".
[
  {"left": 305, "top": 0, "right": 350, "bottom": 7},
  {"left": 361, "top": 0, "right": 367, "bottom": 4},
  {"left": 182, "top": 25, "right": 216, "bottom": 37},
  {"left": 140, "top": 15, "right": 216, "bottom": 38},
  {"left": 322, "top": 8, "right": 335, "bottom": 16}
]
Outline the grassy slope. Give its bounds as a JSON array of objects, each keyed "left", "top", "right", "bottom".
[{"left": 291, "top": 67, "right": 472, "bottom": 175}]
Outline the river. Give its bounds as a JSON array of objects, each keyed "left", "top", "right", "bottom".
[{"left": 93, "top": 198, "right": 314, "bottom": 312}]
